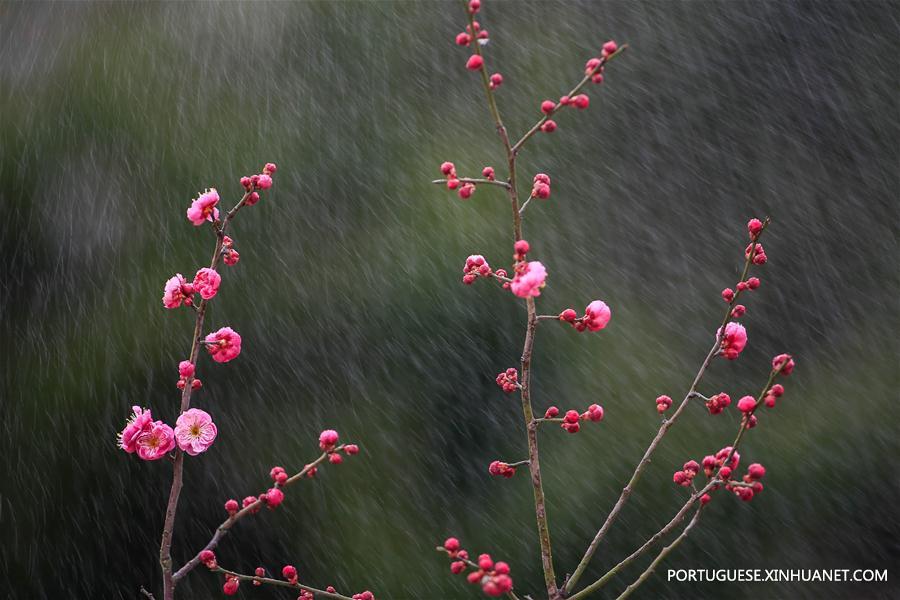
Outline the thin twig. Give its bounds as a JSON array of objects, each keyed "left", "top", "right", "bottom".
[{"left": 213, "top": 567, "right": 355, "bottom": 600}]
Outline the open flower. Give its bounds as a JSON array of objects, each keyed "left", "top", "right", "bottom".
[
  {"left": 175, "top": 408, "right": 218, "bottom": 456},
  {"left": 163, "top": 274, "right": 193, "bottom": 309},
  {"left": 205, "top": 327, "right": 242, "bottom": 363},
  {"left": 136, "top": 421, "right": 176, "bottom": 461},
  {"left": 186, "top": 188, "right": 220, "bottom": 226},
  {"left": 118, "top": 406, "right": 154, "bottom": 453},
  {"left": 510, "top": 261, "right": 547, "bottom": 298},
  {"left": 193, "top": 268, "right": 221, "bottom": 300}
]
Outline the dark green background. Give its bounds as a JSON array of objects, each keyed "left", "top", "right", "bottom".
[{"left": 1, "top": 1, "right": 897, "bottom": 599}]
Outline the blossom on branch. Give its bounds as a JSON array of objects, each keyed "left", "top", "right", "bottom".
[
  {"left": 205, "top": 327, "right": 242, "bottom": 363},
  {"left": 174, "top": 408, "right": 218, "bottom": 456}
]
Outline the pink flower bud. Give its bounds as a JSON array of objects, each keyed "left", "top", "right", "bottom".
[
  {"left": 540, "top": 119, "right": 557, "bottom": 133},
  {"left": 592, "top": 73, "right": 604, "bottom": 84},
  {"left": 178, "top": 360, "right": 195, "bottom": 378},
  {"left": 602, "top": 40, "right": 618, "bottom": 56},
  {"left": 560, "top": 308, "right": 577, "bottom": 322},
  {"left": 673, "top": 470, "right": 689, "bottom": 486},
  {"left": 263, "top": 162, "right": 277, "bottom": 175},
  {"left": 458, "top": 183, "right": 475, "bottom": 199},
  {"left": 731, "top": 304, "right": 746, "bottom": 318},
  {"left": 772, "top": 353, "right": 795, "bottom": 375},
  {"left": 451, "top": 561, "right": 466, "bottom": 574},
  {"left": 562, "top": 421, "right": 580, "bottom": 433},
  {"left": 456, "top": 32, "right": 471, "bottom": 46},
  {"left": 329, "top": 452, "right": 344, "bottom": 464},
  {"left": 319, "top": 429, "right": 339, "bottom": 450},
  {"left": 544, "top": 406, "right": 559, "bottom": 418},
  {"left": 737, "top": 395, "right": 756, "bottom": 413},
  {"left": 721, "top": 288, "right": 735, "bottom": 302},
  {"left": 684, "top": 460, "right": 700, "bottom": 475},
  {"left": 444, "top": 537, "right": 461, "bottom": 552},
  {"left": 541, "top": 100, "right": 556, "bottom": 115},
  {"left": 200, "top": 549, "right": 217, "bottom": 569},
  {"left": 466, "top": 54, "right": 484, "bottom": 70},
  {"left": 282, "top": 564, "right": 298, "bottom": 583},
  {"left": 441, "top": 161, "right": 456, "bottom": 176},
  {"left": 223, "top": 576, "right": 239, "bottom": 595},
  {"left": 585, "top": 57, "right": 602, "bottom": 75},
  {"left": 240, "top": 176, "right": 252, "bottom": 190},
  {"left": 482, "top": 166, "right": 495, "bottom": 180},
  {"left": 737, "top": 281, "right": 748, "bottom": 291},
  {"left": 719, "top": 466, "right": 732, "bottom": 480},
  {"left": 254, "top": 567, "right": 265, "bottom": 585},
  {"left": 224, "top": 498, "right": 239, "bottom": 515},
  {"left": 344, "top": 444, "right": 360, "bottom": 455},
  {"left": 490, "top": 73, "right": 503, "bottom": 88},
  {"left": 265, "top": 487, "right": 285, "bottom": 508},
  {"left": 747, "top": 463, "right": 766, "bottom": 480},
  {"left": 256, "top": 174, "right": 273, "bottom": 190},
  {"left": 533, "top": 182, "right": 551, "bottom": 199},
  {"left": 564, "top": 409, "right": 580, "bottom": 424},
  {"left": 700, "top": 493, "right": 712, "bottom": 505},
  {"left": 747, "top": 218, "right": 764, "bottom": 240},
  {"left": 573, "top": 94, "right": 589, "bottom": 109},
  {"left": 655, "top": 395, "right": 673, "bottom": 413},
  {"left": 770, "top": 384, "right": 784, "bottom": 397},
  {"left": 747, "top": 277, "right": 760, "bottom": 289},
  {"left": 469, "top": 0, "right": 481, "bottom": 14},
  {"left": 478, "top": 554, "right": 494, "bottom": 570}
]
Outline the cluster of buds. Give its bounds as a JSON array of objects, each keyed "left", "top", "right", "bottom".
[
  {"left": 583, "top": 40, "right": 618, "bottom": 85},
  {"left": 463, "top": 255, "right": 492, "bottom": 284},
  {"left": 352, "top": 592, "right": 376, "bottom": 600},
  {"left": 705, "top": 392, "right": 732, "bottom": 415},
  {"left": 319, "top": 429, "right": 360, "bottom": 465},
  {"left": 531, "top": 173, "right": 551, "bottom": 199},
  {"left": 558, "top": 93, "right": 590, "bottom": 110},
  {"left": 458, "top": 18, "right": 489, "bottom": 70},
  {"left": 482, "top": 166, "right": 495, "bottom": 180},
  {"left": 223, "top": 575, "right": 239, "bottom": 595},
  {"left": 545, "top": 404, "right": 604, "bottom": 433},
  {"left": 672, "top": 460, "right": 700, "bottom": 487},
  {"left": 440, "top": 162, "right": 477, "bottom": 199},
  {"left": 176, "top": 360, "right": 201, "bottom": 391},
  {"left": 727, "top": 463, "right": 767, "bottom": 501},
  {"left": 222, "top": 235, "right": 240, "bottom": 266},
  {"left": 745, "top": 242, "right": 768, "bottom": 265},
  {"left": 442, "top": 538, "right": 513, "bottom": 598},
  {"left": 238, "top": 162, "right": 277, "bottom": 207},
  {"left": 495, "top": 368, "right": 519, "bottom": 393},
  {"left": 558, "top": 300, "right": 612, "bottom": 332},
  {"left": 701, "top": 446, "right": 741, "bottom": 481},
  {"left": 655, "top": 394, "right": 673, "bottom": 414},
  {"left": 488, "top": 460, "right": 517, "bottom": 478}
]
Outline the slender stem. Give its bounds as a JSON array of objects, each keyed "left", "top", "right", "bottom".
[
  {"left": 159, "top": 191, "right": 252, "bottom": 600},
  {"left": 432, "top": 177, "right": 511, "bottom": 189},
  {"left": 213, "top": 567, "right": 355, "bottom": 600},
  {"left": 511, "top": 46, "right": 628, "bottom": 156},
  {"left": 615, "top": 507, "right": 703, "bottom": 600},
  {"left": 172, "top": 447, "right": 342, "bottom": 582},
  {"left": 564, "top": 220, "right": 772, "bottom": 594},
  {"left": 567, "top": 482, "right": 716, "bottom": 600}
]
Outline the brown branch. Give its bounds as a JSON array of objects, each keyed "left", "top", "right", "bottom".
[
  {"left": 432, "top": 177, "right": 511, "bottom": 189},
  {"left": 158, "top": 190, "right": 254, "bottom": 600},
  {"left": 172, "top": 447, "right": 344, "bottom": 582},
  {"left": 564, "top": 219, "right": 771, "bottom": 594},
  {"left": 614, "top": 507, "right": 703, "bottom": 600},
  {"left": 213, "top": 566, "right": 355, "bottom": 600}
]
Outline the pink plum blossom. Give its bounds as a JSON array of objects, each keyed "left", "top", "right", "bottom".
[
  {"left": 118, "top": 406, "right": 154, "bottom": 453},
  {"left": 163, "top": 274, "right": 194, "bottom": 309},
  {"left": 584, "top": 300, "right": 611, "bottom": 331},
  {"left": 319, "top": 429, "right": 339, "bottom": 450},
  {"left": 205, "top": 327, "right": 242, "bottom": 363},
  {"left": 136, "top": 420, "right": 176, "bottom": 461},
  {"left": 175, "top": 408, "right": 218, "bottom": 456},
  {"left": 186, "top": 188, "right": 220, "bottom": 226},
  {"left": 718, "top": 322, "right": 747, "bottom": 360},
  {"left": 510, "top": 261, "right": 547, "bottom": 298},
  {"left": 193, "top": 268, "right": 222, "bottom": 300}
]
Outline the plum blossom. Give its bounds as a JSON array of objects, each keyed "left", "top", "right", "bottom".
[
  {"left": 118, "top": 406, "right": 154, "bottom": 453},
  {"left": 510, "top": 261, "right": 547, "bottom": 298},
  {"left": 136, "top": 420, "right": 176, "bottom": 461},
  {"left": 174, "top": 408, "right": 218, "bottom": 456},
  {"left": 186, "top": 188, "right": 220, "bottom": 226},
  {"left": 584, "top": 300, "right": 611, "bottom": 331},
  {"left": 205, "top": 327, "right": 242, "bottom": 363},
  {"left": 163, "top": 274, "right": 193, "bottom": 309},
  {"left": 718, "top": 322, "right": 747, "bottom": 359},
  {"left": 193, "top": 268, "right": 221, "bottom": 300}
]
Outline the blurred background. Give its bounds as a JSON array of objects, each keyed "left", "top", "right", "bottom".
[{"left": 1, "top": 1, "right": 897, "bottom": 599}]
